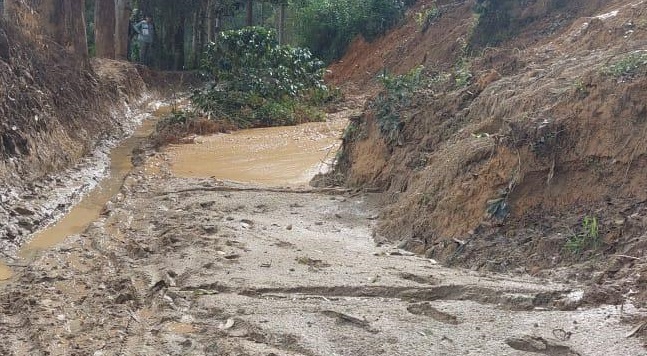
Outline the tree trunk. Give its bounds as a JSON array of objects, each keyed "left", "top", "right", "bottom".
[
  {"left": 246, "top": 0, "right": 253, "bottom": 26},
  {"left": 278, "top": 3, "right": 286, "bottom": 45},
  {"left": 191, "top": 9, "right": 199, "bottom": 68},
  {"left": 95, "top": 0, "right": 116, "bottom": 58},
  {"left": 114, "top": 0, "right": 131, "bottom": 60},
  {"left": 58, "top": 0, "right": 89, "bottom": 56},
  {"left": 206, "top": 0, "right": 215, "bottom": 43},
  {"left": 173, "top": 16, "right": 185, "bottom": 70}
]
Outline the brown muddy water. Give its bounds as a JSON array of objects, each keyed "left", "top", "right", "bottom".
[
  {"left": 0, "top": 111, "right": 161, "bottom": 281},
  {"left": 166, "top": 119, "right": 346, "bottom": 185},
  {"left": 19, "top": 119, "right": 157, "bottom": 259},
  {"left": 0, "top": 116, "right": 346, "bottom": 281}
]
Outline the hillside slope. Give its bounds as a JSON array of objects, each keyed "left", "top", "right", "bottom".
[{"left": 331, "top": 0, "right": 647, "bottom": 305}]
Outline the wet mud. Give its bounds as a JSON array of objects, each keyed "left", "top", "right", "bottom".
[{"left": 166, "top": 118, "right": 347, "bottom": 185}]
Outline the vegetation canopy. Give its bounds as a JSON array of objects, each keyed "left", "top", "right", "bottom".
[
  {"left": 293, "top": 0, "right": 416, "bottom": 61},
  {"left": 190, "top": 26, "right": 331, "bottom": 128}
]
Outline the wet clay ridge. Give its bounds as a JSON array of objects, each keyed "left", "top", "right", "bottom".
[
  {"left": 330, "top": 0, "right": 647, "bottom": 307},
  {"left": 0, "top": 12, "right": 195, "bottom": 261}
]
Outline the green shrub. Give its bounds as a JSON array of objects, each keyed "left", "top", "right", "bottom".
[
  {"left": 564, "top": 216, "right": 601, "bottom": 255},
  {"left": 603, "top": 51, "right": 647, "bottom": 78},
  {"left": 191, "top": 26, "right": 330, "bottom": 128},
  {"left": 370, "top": 66, "right": 425, "bottom": 143},
  {"left": 415, "top": 5, "right": 440, "bottom": 32},
  {"left": 453, "top": 60, "right": 473, "bottom": 88}
]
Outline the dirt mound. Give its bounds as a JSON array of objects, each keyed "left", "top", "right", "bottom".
[{"left": 333, "top": 0, "right": 647, "bottom": 304}]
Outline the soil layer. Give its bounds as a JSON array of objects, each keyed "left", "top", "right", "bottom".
[{"left": 330, "top": 0, "right": 647, "bottom": 309}]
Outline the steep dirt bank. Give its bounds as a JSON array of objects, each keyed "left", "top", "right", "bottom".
[{"left": 331, "top": 0, "right": 647, "bottom": 306}]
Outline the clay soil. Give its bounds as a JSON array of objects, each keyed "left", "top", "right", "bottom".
[
  {"left": 1, "top": 148, "right": 646, "bottom": 355},
  {"left": 332, "top": 0, "right": 647, "bottom": 311}
]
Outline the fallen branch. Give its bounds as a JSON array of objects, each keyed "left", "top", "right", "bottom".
[
  {"left": 321, "top": 310, "right": 376, "bottom": 332},
  {"left": 158, "top": 186, "right": 351, "bottom": 196},
  {"left": 626, "top": 321, "right": 647, "bottom": 338},
  {"left": 613, "top": 254, "right": 641, "bottom": 260}
]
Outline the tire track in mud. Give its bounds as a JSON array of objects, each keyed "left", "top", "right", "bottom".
[{"left": 178, "top": 283, "right": 576, "bottom": 311}]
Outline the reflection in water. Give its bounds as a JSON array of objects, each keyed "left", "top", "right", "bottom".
[{"left": 166, "top": 119, "right": 346, "bottom": 185}]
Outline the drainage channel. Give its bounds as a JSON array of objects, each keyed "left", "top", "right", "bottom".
[{"left": 0, "top": 105, "right": 169, "bottom": 281}]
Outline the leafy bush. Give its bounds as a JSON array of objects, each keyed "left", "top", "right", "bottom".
[
  {"left": 294, "top": 0, "right": 416, "bottom": 62},
  {"left": 191, "top": 27, "right": 332, "bottom": 128},
  {"left": 369, "top": 66, "right": 425, "bottom": 143},
  {"left": 415, "top": 5, "right": 440, "bottom": 32},
  {"left": 603, "top": 51, "right": 647, "bottom": 78}
]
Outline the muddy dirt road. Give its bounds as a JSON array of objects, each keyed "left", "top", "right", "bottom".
[{"left": 0, "top": 106, "right": 646, "bottom": 355}]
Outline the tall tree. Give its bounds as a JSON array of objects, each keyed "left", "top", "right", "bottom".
[
  {"left": 67, "top": 0, "right": 89, "bottom": 56},
  {"left": 277, "top": 2, "right": 286, "bottom": 44},
  {"left": 114, "top": 0, "right": 131, "bottom": 60},
  {"left": 95, "top": 0, "right": 116, "bottom": 58},
  {"left": 246, "top": 0, "right": 253, "bottom": 26}
]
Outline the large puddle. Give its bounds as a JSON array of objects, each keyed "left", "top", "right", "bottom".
[
  {"left": 18, "top": 119, "right": 157, "bottom": 260},
  {"left": 0, "top": 114, "right": 346, "bottom": 281},
  {"left": 166, "top": 119, "right": 346, "bottom": 185}
]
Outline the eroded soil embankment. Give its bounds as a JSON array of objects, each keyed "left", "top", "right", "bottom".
[
  {"left": 0, "top": 17, "right": 152, "bottom": 257},
  {"left": 331, "top": 0, "right": 647, "bottom": 307},
  {"left": 0, "top": 20, "right": 198, "bottom": 262}
]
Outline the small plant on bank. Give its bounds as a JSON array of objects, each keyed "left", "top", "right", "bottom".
[
  {"left": 602, "top": 51, "right": 647, "bottom": 78},
  {"left": 191, "top": 27, "right": 334, "bottom": 128},
  {"left": 370, "top": 66, "right": 426, "bottom": 143},
  {"left": 564, "top": 215, "right": 601, "bottom": 255},
  {"left": 453, "top": 60, "right": 473, "bottom": 88},
  {"left": 342, "top": 120, "right": 360, "bottom": 142},
  {"left": 415, "top": 4, "right": 440, "bottom": 32},
  {"left": 572, "top": 79, "right": 589, "bottom": 97}
]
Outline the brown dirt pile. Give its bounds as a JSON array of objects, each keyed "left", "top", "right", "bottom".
[{"left": 332, "top": 0, "right": 647, "bottom": 303}]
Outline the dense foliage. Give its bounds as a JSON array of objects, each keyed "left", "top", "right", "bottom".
[
  {"left": 293, "top": 0, "right": 416, "bottom": 62},
  {"left": 191, "top": 26, "right": 331, "bottom": 127},
  {"left": 370, "top": 66, "right": 425, "bottom": 143},
  {"left": 85, "top": 0, "right": 417, "bottom": 68}
]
